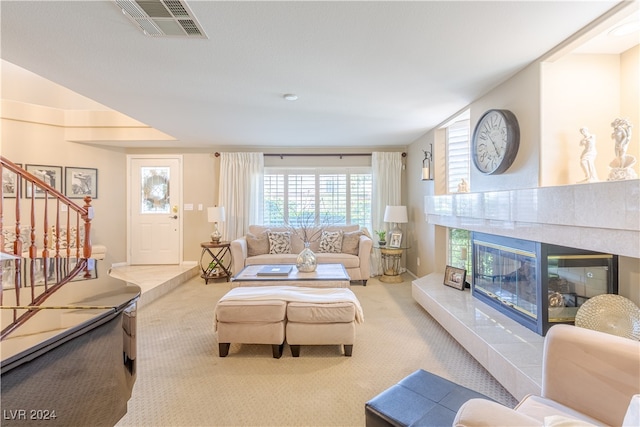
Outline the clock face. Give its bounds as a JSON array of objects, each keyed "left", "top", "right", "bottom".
[{"left": 472, "top": 109, "right": 520, "bottom": 175}]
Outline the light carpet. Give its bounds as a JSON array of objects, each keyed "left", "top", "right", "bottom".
[{"left": 116, "top": 275, "right": 517, "bottom": 427}]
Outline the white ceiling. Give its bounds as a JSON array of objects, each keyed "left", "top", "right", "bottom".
[{"left": 1, "top": 0, "right": 636, "bottom": 149}]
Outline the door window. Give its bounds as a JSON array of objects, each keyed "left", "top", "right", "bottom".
[{"left": 141, "top": 167, "right": 170, "bottom": 213}]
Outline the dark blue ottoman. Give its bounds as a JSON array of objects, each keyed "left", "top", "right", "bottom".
[{"left": 365, "top": 369, "right": 496, "bottom": 427}]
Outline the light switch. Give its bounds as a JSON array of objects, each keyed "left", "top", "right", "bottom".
[
  {"left": 184, "top": 203, "right": 194, "bottom": 211},
  {"left": 198, "top": 204, "right": 203, "bottom": 211}
]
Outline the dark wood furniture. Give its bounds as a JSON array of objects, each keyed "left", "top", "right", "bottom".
[{"left": 200, "top": 241, "right": 232, "bottom": 283}]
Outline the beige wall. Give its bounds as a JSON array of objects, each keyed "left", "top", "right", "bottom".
[
  {"left": 125, "top": 148, "right": 219, "bottom": 262},
  {"left": 406, "top": 46, "right": 640, "bottom": 303},
  {"left": 541, "top": 54, "right": 621, "bottom": 185},
  {"left": 126, "top": 146, "right": 407, "bottom": 262},
  {"left": 405, "top": 130, "right": 444, "bottom": 277},
  {"left": 2, "top": 116, "right": 128, "bottom": 265},
  {"left": 540, "top": 46, "right": 639, "bottom": 186},
  {"left": 470, "top": 63, "right": 542, "bottom": 192},
  {"left": 621, "top": 45, "right": 640, "bottom": 153}
]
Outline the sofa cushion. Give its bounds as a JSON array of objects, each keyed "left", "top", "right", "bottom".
[
  {"left": 318, "top": 230, "right": 343, "bottom": 253},
  {"left": 246, "top": 230, "right": 270, "bottom": 256},
  {"left": 215, "top": 299, "right": 287, "bottom": 323},
  {"left": 250, "top": 225, "right": 286, "bottom": 235},
  {"left": 245, "top": 254, "right": 299, "bottom": 265},
  {"left": 268, "top": 231, "right": 291, "bottom": 254},
  {"left": 287, "top": 301, "right": 356, "bottom": 323},
  {"left": 341, "top": 230, "right": 363, "bottom": 255},
  {"left": 315, "top": 253, "right": 360, "bottom": 268},
  {"left": 250, "top": 224, "right": 359, "bottom": 254},
  {"left": 515, "top": 395, "right": 605, "bottom": 426}
]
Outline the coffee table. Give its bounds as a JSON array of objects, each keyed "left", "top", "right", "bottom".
[{"left": 231, "top": 263, "right": 350, "bottom": 288}]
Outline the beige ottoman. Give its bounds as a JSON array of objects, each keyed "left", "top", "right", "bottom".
[
  {"left": 286, "top": 301, "right": 357, "bottom": 357},
  {"left": 214, "top": 299, "right": 286, "bottom": 358}
]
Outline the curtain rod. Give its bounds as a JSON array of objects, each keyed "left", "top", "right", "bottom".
[{"left": 214, "top": 152, "right": 406, "bottom": 159}]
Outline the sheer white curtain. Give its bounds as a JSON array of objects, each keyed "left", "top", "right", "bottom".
[
  {"left": 371, "top": 152, "right": 403, "bottom": 276},
  {"left": 218, "top": 152, "right": 264, "bottom": 241}
]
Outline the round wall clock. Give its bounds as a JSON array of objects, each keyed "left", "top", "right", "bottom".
[{"left": 471, "top": 109, "right": 520, "bottom": 175}]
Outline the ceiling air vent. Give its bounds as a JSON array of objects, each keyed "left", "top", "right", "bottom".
[{"left": 114, "top": 0, "right": 207, "bottom": 38}]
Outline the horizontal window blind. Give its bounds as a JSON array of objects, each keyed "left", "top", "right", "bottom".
[
  {"left": 447, "top": 119, "right": 470, "bottom": 194},
  {"left": 264, "top": 167, "right": 372, "bottom": 230}
]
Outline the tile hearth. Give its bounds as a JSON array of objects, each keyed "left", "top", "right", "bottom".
[{"left": 412, "top": 273, "right": 544, "bottom": 401}]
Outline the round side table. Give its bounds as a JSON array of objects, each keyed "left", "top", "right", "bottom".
[
  {"left": 199, "top": 241, "right": 232, "bottom": 284},
  {"left": 376, "top": 245, "right": 410, "bottom": 283}
]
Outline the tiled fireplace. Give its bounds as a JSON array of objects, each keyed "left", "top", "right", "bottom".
[
  {"left": 418, "top": 180, "right": 638, "bottom": 399},
  {"left": 424, "top": 180, "right": 639, "bottom": 259},
  {"left": 471, "top": 232, "right": 618, "bottom": 335}
]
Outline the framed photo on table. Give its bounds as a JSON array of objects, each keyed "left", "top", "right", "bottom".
[
  {"left": 25, "top": 164, "right": 63, "bottom": 198},
  {"left": 65, "top": 167, "right": 98, "bottom": 199},
  {"left": 388, "top": 232, "right": 402, "bottom": 248},
  {"left": 444, "top": 265, "right": 466, "bottom": 291}
]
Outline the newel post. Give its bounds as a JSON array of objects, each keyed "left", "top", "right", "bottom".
[{"left": 82, "top": 196, "right": 93, "bottom": 259}]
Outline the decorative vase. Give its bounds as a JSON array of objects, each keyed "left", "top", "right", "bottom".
[{"left": 296, "top": 242, "right": 317, "bottom": 272}]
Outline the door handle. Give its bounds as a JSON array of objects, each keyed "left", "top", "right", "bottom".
[{"left": 169, "top": 215, "right": 178, "bottom": 219}]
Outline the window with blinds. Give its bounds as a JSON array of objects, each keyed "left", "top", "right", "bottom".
[
  {"left": 263, "top": 167, "right": 372, "bottom": 229},
  {"left": 446, "top": 118, "right": 470, "bottom": 194}
]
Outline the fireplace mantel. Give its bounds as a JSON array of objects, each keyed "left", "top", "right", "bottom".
[{"left": 425, "top": 180, "right": 639, "bottom": 258}]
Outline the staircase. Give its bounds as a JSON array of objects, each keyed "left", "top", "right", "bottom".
[{"left": 1, "top": 155, "right": 94, "bottom": 339}]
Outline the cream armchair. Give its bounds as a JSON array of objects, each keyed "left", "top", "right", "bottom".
[{"left": 454, "top": 324, "right": 640, "bottom": 427}]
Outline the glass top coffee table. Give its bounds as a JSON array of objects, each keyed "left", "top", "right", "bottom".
[{"left": 231, "top": 263, "right": 350, "bottom": 288}]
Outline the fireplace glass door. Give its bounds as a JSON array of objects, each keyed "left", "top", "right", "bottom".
[
  {"left": 546, "top": 254, "right": 615, "bottom": 323},
  {"left": 473, "top": 240, "right": 538, "bottom": 320},
  {"left": 472, "top": 232, "right": 618, "bottom": 335}
]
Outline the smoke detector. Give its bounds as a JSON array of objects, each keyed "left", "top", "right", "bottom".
[{"left": 114, "top": 0, "right": 207, "bottom": 38}]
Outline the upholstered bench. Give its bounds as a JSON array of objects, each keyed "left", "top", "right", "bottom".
[
  {"left": 365, "top": 369, "right": 495, "bottom": 427},
  {"left": 213, "top": 286, "right": 363, "bottom": 359},
  {"left": 214, "top": 299, "right": 287, "bottom": 358},
  {"left": 286, "top": 301, "right": 356, "bottom": 357}
]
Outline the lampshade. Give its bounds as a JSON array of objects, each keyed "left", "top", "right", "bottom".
[
  {"left": 207, "top": 206, "right": 225, "bottom": 223},
  {"left": 383, "top": 205, "right": 408, "bottom": 224}
]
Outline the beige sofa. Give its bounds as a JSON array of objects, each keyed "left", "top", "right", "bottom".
[
  {"left": 230, "top": 225, "right": 372, "bottom": 284},
  {"left": 454, "top": 324, "right": 640, "bottom": 427}
]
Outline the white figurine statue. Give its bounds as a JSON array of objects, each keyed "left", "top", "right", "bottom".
[
  {"left": 578, "top": 127, "right": 598, "bottom": 183},
  {"left": 608, "top": 117, "right": 637, "bottom": 181},
  {"left": 457, "top": 178, "right": 469, "bottom": 193}
]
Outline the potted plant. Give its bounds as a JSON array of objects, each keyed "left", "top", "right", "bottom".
[{"left": 375, "top": 230, "right": 387, "bottom": 246}]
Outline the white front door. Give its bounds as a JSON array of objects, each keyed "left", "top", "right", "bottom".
[{"left": 128, "top": 156, "right": 182, "bottom": 265}]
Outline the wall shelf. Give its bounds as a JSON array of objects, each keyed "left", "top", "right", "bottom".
[{"left": 425, "top": 180, "right": 639, "bottom": 258}]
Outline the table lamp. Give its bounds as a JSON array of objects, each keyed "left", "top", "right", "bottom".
[
  {"left": 383, "top": 205, "right": 408, "bottom": 236},
  {"left": 207, "top": 206, "right": 225, "bottom": 243}
]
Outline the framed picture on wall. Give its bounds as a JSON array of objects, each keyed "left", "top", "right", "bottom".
[
  {"left": 444, "top": 265, "right": 466, "bottom": 291},
  {"left": 2, "top": 163, "right": 21, "bottom": 198},
  {"left": 25, "top": 164, "right": 63, "bottom": 198},
  {"left": 65, "top": 167, "right": 98, "bottom": 199}
]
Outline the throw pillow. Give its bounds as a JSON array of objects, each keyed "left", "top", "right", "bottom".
[
  {"left": 318, "top": 230, "right": 343, "bottom": 253},
  {"left": 268, "top": 231, "right": 291, "bottom": 254},
  {"left": 342, "top": 230, "right": 363, "bottom": 255},
  {"left": 246, "top": 231, "right": 270, "bottom": 257}
]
